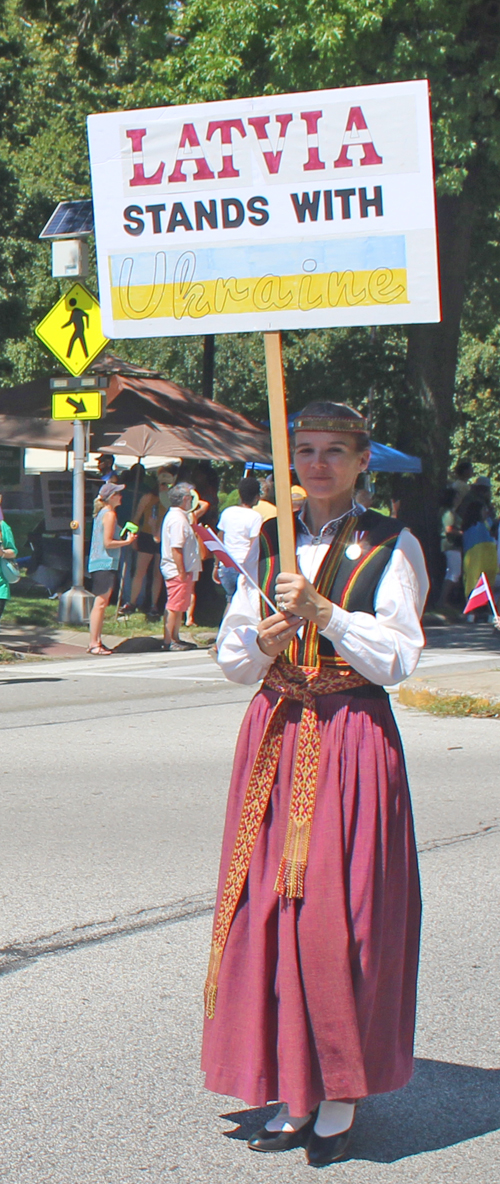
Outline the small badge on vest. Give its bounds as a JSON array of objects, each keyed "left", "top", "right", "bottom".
[{"left": 345, "top": 543, "right": 362, "bottom": 561}]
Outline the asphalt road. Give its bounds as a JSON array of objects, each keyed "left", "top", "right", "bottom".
[{"left": 0, "top": 646, "right": 498, "bottom": 1183}]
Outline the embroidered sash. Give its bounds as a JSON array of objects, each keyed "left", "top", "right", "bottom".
[{"left": 204, "top": 513, "right": 369, "bottom": 1019}]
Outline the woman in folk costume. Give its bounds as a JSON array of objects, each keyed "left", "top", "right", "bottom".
[{"left": 201, "top": 402, "right": 429, "bottom": 1167}]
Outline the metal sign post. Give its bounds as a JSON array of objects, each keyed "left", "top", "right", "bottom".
[
  {"left": 57, "top": 417, "right": 94, "bottom": 625},
  {"left": 72, "top": 418, "right": 85, "bottom": 587}
]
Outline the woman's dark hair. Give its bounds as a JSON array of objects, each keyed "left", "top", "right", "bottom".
[
  {"left": 293, "top": 401, "right": 370, "bottom": 453},
  {"left": 238, "top": 476, "right": 261, "bottom": 505},
  {"left": 454, "top": 459, "right": 473, "bottom": 479},
  {"left": 440, "top": 487, "right": 456, "bottom": 511},
  {"left": 461, "top": 500, "right": 485, "bottom": 531}
]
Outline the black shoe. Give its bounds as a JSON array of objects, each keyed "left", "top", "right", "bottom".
[
  {"left": 306, "top": 1125, "right": 352, "bottom": 1167},
  {"left": 118, "top": 603, "right": 136, "bottom": 616},
  {"left": 248, "top": 1110, "right": 317, "bottom": 1153}
]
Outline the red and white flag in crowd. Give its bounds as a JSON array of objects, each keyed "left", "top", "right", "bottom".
[
  {"left": 192, "top": 522, "right": 278, "bottom": 614},
  {"left": 192, "top": 522, "right": 239, "bottom": 569},
  {"left": 463, "top": 572, "right": 497, "bottom": 617}
]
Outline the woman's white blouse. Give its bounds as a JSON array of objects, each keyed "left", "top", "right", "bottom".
[{"left": 216, "top": 528, "right": 429, "bottom": 687}]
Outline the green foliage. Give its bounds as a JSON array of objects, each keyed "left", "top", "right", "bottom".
[{"left": 1, "top": 0, "right": 500, "bottom": 482}]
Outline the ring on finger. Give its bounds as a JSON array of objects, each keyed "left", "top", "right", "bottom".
[{"left": 276, "top": 595, "right": 287, "bottom": 612}]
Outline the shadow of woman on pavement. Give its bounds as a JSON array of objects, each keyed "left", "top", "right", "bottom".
[{"left": 221, "top": 1058, "right": 500, "bottom": 1162}]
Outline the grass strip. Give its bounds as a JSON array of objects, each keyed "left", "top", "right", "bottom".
[{"left": 399, "top": 685, "right": 500, "bottom": 718}]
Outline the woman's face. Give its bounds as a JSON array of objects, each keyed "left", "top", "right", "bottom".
[
  {"left": 109, "top": 492, "right": 122, "bottom": 508},
  {"left": 293, "top": 431, "right": 370, "bottom": 502}
]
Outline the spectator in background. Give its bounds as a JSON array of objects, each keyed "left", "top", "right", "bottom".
[
  {"left": 185, "top": 487, "right": 211, "bottom": 627},
  {"left": 438, "top": 488, "right": 462, "bottom": 609},
  {"left": 461, "top": 499, "right": 497, "bottom": 601},
  {"left": 451, "top": 459, "right": 473, "bottom": 512},
  {"left": 87, "top": 483, "right": 136, "bottom": 655},
  {"left": 291, "top": 483, "right": 307, "bottom": 512},
  {"left": 0, "top": 516, "right": 18, "bottom": 622},
  {"left": 254, "top": 476, "right": 278, "bottom": 523},
  {"left": 354, "top": 489, "right": 373, "bottom": 509},
  {"left": 160, "top": 483, "right": 200, "bottom": 651},
  {"left": 157, "top": 464, "right": 180, "bottom": 513},
  {"left": 120, "top": 479, "right": 164, "bottom": 620},
  {"left": 215, "top": 477, "right": 262, "bottom": 603},
  {"left": 115, "top": 463, "right": 148, "bottom": 528},
  {"left": 262, "top": 476, "right": 275, "bottom": 504},
  {"left": 471, "top": 475, "right": 494, "bottom": 526},
  {"left": 192, "top": 461, "right": 220, "bottom": 531},
  {"left": 96, "top": 453, "right": 119, "bottom": 486}
]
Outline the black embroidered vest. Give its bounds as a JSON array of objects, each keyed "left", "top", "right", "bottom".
[{"left": 258, "top": 509, "right": 404, "bottom": 668}]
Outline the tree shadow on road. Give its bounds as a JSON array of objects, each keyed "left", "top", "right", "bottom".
[
  {"left": 222, "top": 1058, "right": 500, "bottom": 1161},
  {"left": 425, "top": 622, "right": 500, "bottom": 652}
]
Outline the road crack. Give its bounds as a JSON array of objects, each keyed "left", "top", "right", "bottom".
[
  {"left": 1, "top": 821, "right": 497, "bottom": 977},
  {"left": 417, "top": 819, "right": 499, "bottom": 853},
  {"left": 0, "top": 891, "right": 215, "bottom": 976}
]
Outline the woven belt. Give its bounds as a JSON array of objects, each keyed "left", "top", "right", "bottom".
[{"left": 204, "top": 657, "right": 369, "bottom": 1018}]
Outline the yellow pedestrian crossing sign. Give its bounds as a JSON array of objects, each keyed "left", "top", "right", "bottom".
[
  {"left": 35, "top": 282, "right": 109, "bottom": 376},
  {"left": 52, "top": 391, "right": 104, "bottom": 420}
]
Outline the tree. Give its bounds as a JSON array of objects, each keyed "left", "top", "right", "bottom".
[
  {"left": 2, "top": 0, "right": 500, "bottom": 567},
  {"left": 130, "top": 0, "right": 500, "bottom": 560}
]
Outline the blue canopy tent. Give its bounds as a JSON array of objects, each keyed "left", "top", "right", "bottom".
[{"left": 365, "top": 441, "right": 421, "bottom": 473}]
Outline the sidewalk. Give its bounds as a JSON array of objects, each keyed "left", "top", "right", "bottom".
[
  {"left": 0, "top": 624, "right": 216, "bottom": 659},
  {"left": 3, "top": 616, "right": 500, "bottom": 715},
  {"left": 0, "top": 625, "right": 128, "bottom": 659}
]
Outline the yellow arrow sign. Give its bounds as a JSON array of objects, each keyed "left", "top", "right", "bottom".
[
  {"left": 52, "top": 391, "right": 103, "bottom": 420},
  {"left": 35, "top": 282, "right": 109, "bottom": 377}
]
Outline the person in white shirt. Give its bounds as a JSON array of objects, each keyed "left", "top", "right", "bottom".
[
  {"left": 201, "top": 401, "right": 429, "bottom": 1168},
  {"left": 215, "top": 476, "right": 262, "bottom": 602},
  {"left": 160, "top": 483, "right": 200, "bottom": 651}
]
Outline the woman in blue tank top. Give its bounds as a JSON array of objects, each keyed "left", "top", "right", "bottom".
[{"left": 88, "top": 482, "right": 136, "bottom": 654}]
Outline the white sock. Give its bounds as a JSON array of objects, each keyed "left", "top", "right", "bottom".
[
  {"left": 265, "top": 1103, "right": 311, "bottom": 1133},
  {"left": 313, "top": 1101, "right": 355, "bottom": 1137}
]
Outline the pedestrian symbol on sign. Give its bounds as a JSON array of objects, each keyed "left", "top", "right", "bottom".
[
  {"left": 35, "top": 282, "right": 109, "bottom": 377},
  {"left": 62, "top": 298, "right": 89, "bottom": 359}
]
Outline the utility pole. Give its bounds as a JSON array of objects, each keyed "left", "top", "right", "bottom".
[{"left": 202, "top": 335, "right": 216, "bottom": 400}]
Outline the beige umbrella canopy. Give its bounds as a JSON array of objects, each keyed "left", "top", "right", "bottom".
[{"left": 96, "top": 422, "right": 210, "bottom": 461}]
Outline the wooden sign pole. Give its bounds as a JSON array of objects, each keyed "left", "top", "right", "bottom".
[{"left": 264, "top": 331, "right": 296, "bottom": 574}]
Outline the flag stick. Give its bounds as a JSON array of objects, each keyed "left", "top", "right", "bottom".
[
  {"left": 481, "top": 572, "right": 500, "bottom": 622},
  {"left": 264, "top": 331, "right": 296, "bottom": 574},
  {"left": 204, "top": 527, "right": 278, "bottom": 614}
]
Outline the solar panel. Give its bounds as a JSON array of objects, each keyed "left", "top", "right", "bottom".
[{"left": 39, "top": 200, "right": 94, "bottom": 240}]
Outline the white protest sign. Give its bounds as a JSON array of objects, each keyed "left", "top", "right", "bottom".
[{"left": 87, "top": 80, "right": 440, "bottom": 339}]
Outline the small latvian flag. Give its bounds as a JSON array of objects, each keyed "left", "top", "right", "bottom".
[
  {"left": 192, "top": 522, "right": 239, "bottom": 569},
  {"left": 463, "top": 572, "right": 496, "bottom": 615}
]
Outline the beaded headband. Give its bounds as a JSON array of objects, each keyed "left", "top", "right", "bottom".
[{"left": 293, "top": 415, "right": 369, "bottom": 433}]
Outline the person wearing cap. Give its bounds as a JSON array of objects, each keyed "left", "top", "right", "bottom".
[
  {"left": 87, "top": 483, "right": 136, "bottom": 655},
  {"left": 201, "top": 401, "right": 429, "bottom": 1167},
  {"left": 96, "top": 453, "right": 118, "bottom": 486}
]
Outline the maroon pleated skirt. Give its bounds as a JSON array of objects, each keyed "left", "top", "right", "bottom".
[{"left": 201, "top": 686, "right": 421, "bottom": 1116}]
